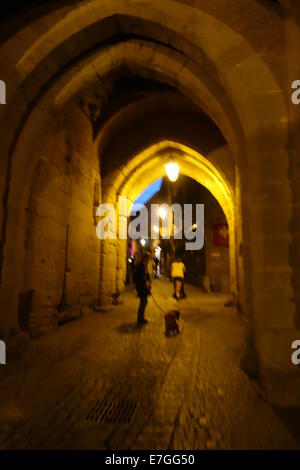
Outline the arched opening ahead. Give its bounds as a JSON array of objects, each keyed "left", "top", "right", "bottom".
[
  {"left": 101, "top": 140, "right": 240, "bottom": 304},
  {"left": 130, "top": 175, "right": 231, "bottom": 294}
]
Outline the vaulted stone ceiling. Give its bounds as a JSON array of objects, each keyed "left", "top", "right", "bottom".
[{"left": 0, "top": 0, "right": 292, "bottom": 191}]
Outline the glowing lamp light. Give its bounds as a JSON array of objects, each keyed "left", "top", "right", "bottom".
[
  {"left": 141, "top": 239, "right": 146, "bottom": 246},
  {"left": 153, "top": 226, "right": 159, "bottom": 234},
  {"left": 165, "top": 162, "right": 179, "bottom": 182},
  {"left": 159, "top": 208, "right": 167, "bottom": 220}
]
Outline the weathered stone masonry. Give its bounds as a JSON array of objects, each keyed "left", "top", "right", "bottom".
[{"left": 0, "top": 0, "right": 299, "bottom": 406}]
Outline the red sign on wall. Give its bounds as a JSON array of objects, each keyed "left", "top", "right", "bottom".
[{"left": 212, "top": 224, "right": 229, "bottom": 247}]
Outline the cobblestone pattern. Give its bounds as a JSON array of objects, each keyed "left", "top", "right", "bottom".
[{"left": 0, "top": 280, "right": 298, "bottom": 450}]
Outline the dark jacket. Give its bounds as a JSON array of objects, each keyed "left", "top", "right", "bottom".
[{"left": 134, "top": 262, "right": 151, "bottom": 298}]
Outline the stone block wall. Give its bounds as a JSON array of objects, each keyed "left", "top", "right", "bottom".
[{"left": 0, "top": 105, "right": 101, "bottom": 338}]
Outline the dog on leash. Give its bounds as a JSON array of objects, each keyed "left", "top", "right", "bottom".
[{"left": 164, "top": 310, "right": 180, "bottom": 337}]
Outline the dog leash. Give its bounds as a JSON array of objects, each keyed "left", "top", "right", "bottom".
[{"left": 150, "top": 292, "right": 166, "bottom": 314}]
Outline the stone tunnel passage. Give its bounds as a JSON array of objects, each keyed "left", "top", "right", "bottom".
[
  {"left": 100, "top": 140, "right": 238, "bottom": 303},
  {"left": 128, "top": 174, "right": 231, "bottom": 294},
  {"left": 0, "top": 0, "right": 300, "bottom": 448},
  {"left": 0, "top": 278, "right": 298, "bottom": 450}
]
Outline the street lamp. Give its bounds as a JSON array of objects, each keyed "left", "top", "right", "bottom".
[
  {"left": 165, "top": 162, "right": 179, "bottom": 182},
  {"left": 163, "top": 162, "right": 179, "bottom": 272},
  {"left": 159, "top": 207, "right": 167, "bottom": 220}
]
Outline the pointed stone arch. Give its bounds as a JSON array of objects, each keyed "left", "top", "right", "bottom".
[
  {"left": 0, "top": 0, "right": 296, "bottom": 404},
  {"left": 100, "top": 139, "right": 238, "bottom": 301}
]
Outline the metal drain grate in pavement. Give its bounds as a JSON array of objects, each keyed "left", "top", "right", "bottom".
[{"left": 86, "top": 398, "right": 138, "bottom": 424}]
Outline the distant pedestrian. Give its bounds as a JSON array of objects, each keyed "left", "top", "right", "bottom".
[
  {"left": 171, "top": 258, "right": 186, "bottom": 301},
  {"left": 153, "top": 256, "right": 159, "bottom": 277},
  {"left": 134, "top": 253, "right": 151, "bottom": 325},
  {"left": 146, "top": 251, "right": 153, "bottom": 280}
]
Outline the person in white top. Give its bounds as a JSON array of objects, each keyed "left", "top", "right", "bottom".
[{"left": 171, "top": 258, "right": 186, "bottom": 301}]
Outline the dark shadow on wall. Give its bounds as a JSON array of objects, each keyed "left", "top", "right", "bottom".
[
  {"left": 273, "top": 406, "right": 300, "bottom": 444},
  {"left": 18, "top": 289, "right": 34, "bottom": 332}
]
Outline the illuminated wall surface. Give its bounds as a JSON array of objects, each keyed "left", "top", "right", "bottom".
[{"left": 0, "top": 0, "right": 300, "bottom": 452}]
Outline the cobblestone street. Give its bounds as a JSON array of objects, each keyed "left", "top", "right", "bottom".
[{"left": 0, "top": 279, "right": 298, "bottom": 450}]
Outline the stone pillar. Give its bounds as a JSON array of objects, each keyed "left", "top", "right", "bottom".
[
  {"left": 116, "top": 239, "right": 128, "bottom": 293},
  {"left": 98, "top": 183, "right": 118, "bottom": 304},
  {"left": 59, "top": 108, "right": 101, "bottom": 313},
  {"left": 99, "top": 239, "right": 118, "bottom": 304},
  {"left": 246, "top": 119, "right": 300, "bottom": 405},
  {"left": 287, "top": 2, "right": 300, "bottom": 330}
]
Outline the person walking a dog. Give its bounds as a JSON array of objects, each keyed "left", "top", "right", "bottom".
[{"left": 134, "top": 252, "right": 151, "bottom": 325}]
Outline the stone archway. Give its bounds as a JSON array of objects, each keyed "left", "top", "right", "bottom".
[
  {"left": 0, "top": 0, "right": 297, "bottom": 405},
  {"left": 100, "top": 140, "right": 238, "bottom": 303}
]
